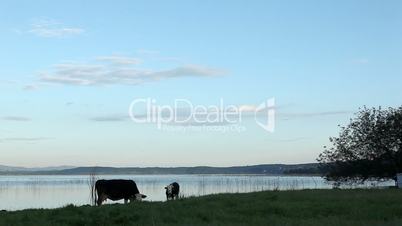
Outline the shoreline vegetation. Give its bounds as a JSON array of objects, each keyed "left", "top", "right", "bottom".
[
  {"left": 1, "top": 189, "right": 402, "bottom": 226},
  {"left": 0, "top": 163, "right": 322, "bottom": 175}
]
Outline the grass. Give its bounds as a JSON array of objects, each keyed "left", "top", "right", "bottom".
[{"left": 1, "top": 189, "right": 402, "bottom": 226}]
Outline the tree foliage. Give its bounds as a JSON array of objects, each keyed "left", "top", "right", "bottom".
[{"left": 318, "top": 106, "right": 402, "bottom": 185}]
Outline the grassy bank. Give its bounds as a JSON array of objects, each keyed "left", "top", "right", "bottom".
[{"left": 1, "top": 189, "right": 402, "bottom": 226}]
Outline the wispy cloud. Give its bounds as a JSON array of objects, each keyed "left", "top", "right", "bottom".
[
  {"left": 351, "top": 58, "right": 369, "bottom": 65},
  {"left": 137, "top": 49, "right": 183, "bottom": 63},
  {"left": 267, "top": 137, "right": 310, "bottom": 142},
  {"left": 23, "top": 84, "right": 38, "bottom": 91},
  {"left": 89, "top": 115, "right": 129, "bottom": 122},
  {"left": 238, "top": 105, "right": 259, "bottom": 113},
  {"left": 39, "top": 55, "right": 225, "bottom": 86},
  {"left": 2, "top": 116, "right": 31, "bottom": 121},
  {"left": 27, "top": 18, "right": 84, "bottom": 38},
  {"left": 96, "top": 56, "right": 141, "bottom": 65},
  {"left": 279, "top": 110, "right": 352, "bottom": 120},
  {"left": 88, "top": 113, "right": 232, "bottom": 127},
  {"left": 0, "top": 137, "right": 52, "bottom": 142},
  {"left": 137, "top": 49, "right": 160, "bottom": 56},
  {"left": 0, "top": 79, "right": 17, "bottom": 84}
]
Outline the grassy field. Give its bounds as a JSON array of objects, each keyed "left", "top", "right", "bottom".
[{"left": 1, "top": 189, "right": 402, "bottom": 226}]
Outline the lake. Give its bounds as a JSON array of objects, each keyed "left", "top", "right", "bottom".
[{"left": 0, "top": 175, "right": 392, "bottom": 210}]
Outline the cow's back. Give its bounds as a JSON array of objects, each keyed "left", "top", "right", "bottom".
[{"left": 172, "top": 182, "right": 180, "bottom": 194}]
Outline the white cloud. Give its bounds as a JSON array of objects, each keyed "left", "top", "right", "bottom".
[
  {"left": 28, "top": 18, "right": 84, "bottom": 38},
  {"left": 39, "top": 55, "right": 225, "bottom": 86}
]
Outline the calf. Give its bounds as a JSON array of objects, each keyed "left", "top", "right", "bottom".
[
  {"left": 165, "top": 182, "right": 180, "bottom": 200},
  {"left": 95, "top": 179, "right": 146, "bottom": 206}
]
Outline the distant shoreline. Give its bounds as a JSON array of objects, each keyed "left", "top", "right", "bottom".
[
  {"left": 0, "top": 163, "right": 323, "bottom": 176},
  {"left": 0, "top": 173, "right": 322, "bottom": 177}
]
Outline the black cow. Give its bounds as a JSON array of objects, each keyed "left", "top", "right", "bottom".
[
  {"left": 95, "top": 179, "right": 146, "bottom": 206},
  {"left": 165, "top": 182, "right": 180, "bottom": 200}
]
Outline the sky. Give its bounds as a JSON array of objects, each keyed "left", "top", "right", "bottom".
[{"left": 0, "top": 0, "right": 401, "bottom": 167}]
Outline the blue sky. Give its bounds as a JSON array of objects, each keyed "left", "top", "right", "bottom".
[{"left": 0, "top": 0, "right": 401, "bottom": 167}]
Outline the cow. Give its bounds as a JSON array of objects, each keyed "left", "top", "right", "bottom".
[
  {"left": 95, "top": 179, "right": 146, "bottom": 206},
  {"left": 165, "top": 182, "right": 180, "bottom": 200}
]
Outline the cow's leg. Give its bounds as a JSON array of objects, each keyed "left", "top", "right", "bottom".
[
  {"left": 96, "top": 194, "right": 100, "bottom": 206},
  {"left": 97, "top": 194, "right": 103, "bottom": 206},
  {"left": 97, "top": 193, "right": 107, "bottom": 206},
  {"left": 100, "top": 194, "right": 107, "bottom": 205}
]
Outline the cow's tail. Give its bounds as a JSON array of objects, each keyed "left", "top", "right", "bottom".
[
  {"left": 93, "top": 182, "right": 98, "bottom": 206},
  {"left": 94, "top": 185, "right": 98, "bottom": 206}
]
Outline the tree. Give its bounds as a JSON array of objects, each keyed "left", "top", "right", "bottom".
[{"left": 317, "top": 106, "right": 402, "bottom": 185}]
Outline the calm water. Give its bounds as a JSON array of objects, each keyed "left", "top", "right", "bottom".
[{"left": 0, "top": 175, "right": 391, "bottom": 210}]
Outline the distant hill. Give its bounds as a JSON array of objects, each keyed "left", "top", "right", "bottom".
[
  {"left": 0, "top": 165, "right": 75, "bottom": 172},
  {"left": 0, "top": 163, "right": 322, "bottom": 175}
]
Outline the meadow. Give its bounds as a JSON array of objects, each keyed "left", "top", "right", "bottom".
[{"left": 1, "top": 189, "right": 402, "bottom": 226}]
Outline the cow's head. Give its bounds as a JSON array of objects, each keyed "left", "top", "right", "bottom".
[
  {"left": 165, "top": 184, "right": 173, "bottom": 195},
  {"left": 132, "top": 193, "right": 147, "bottom": 201}
]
